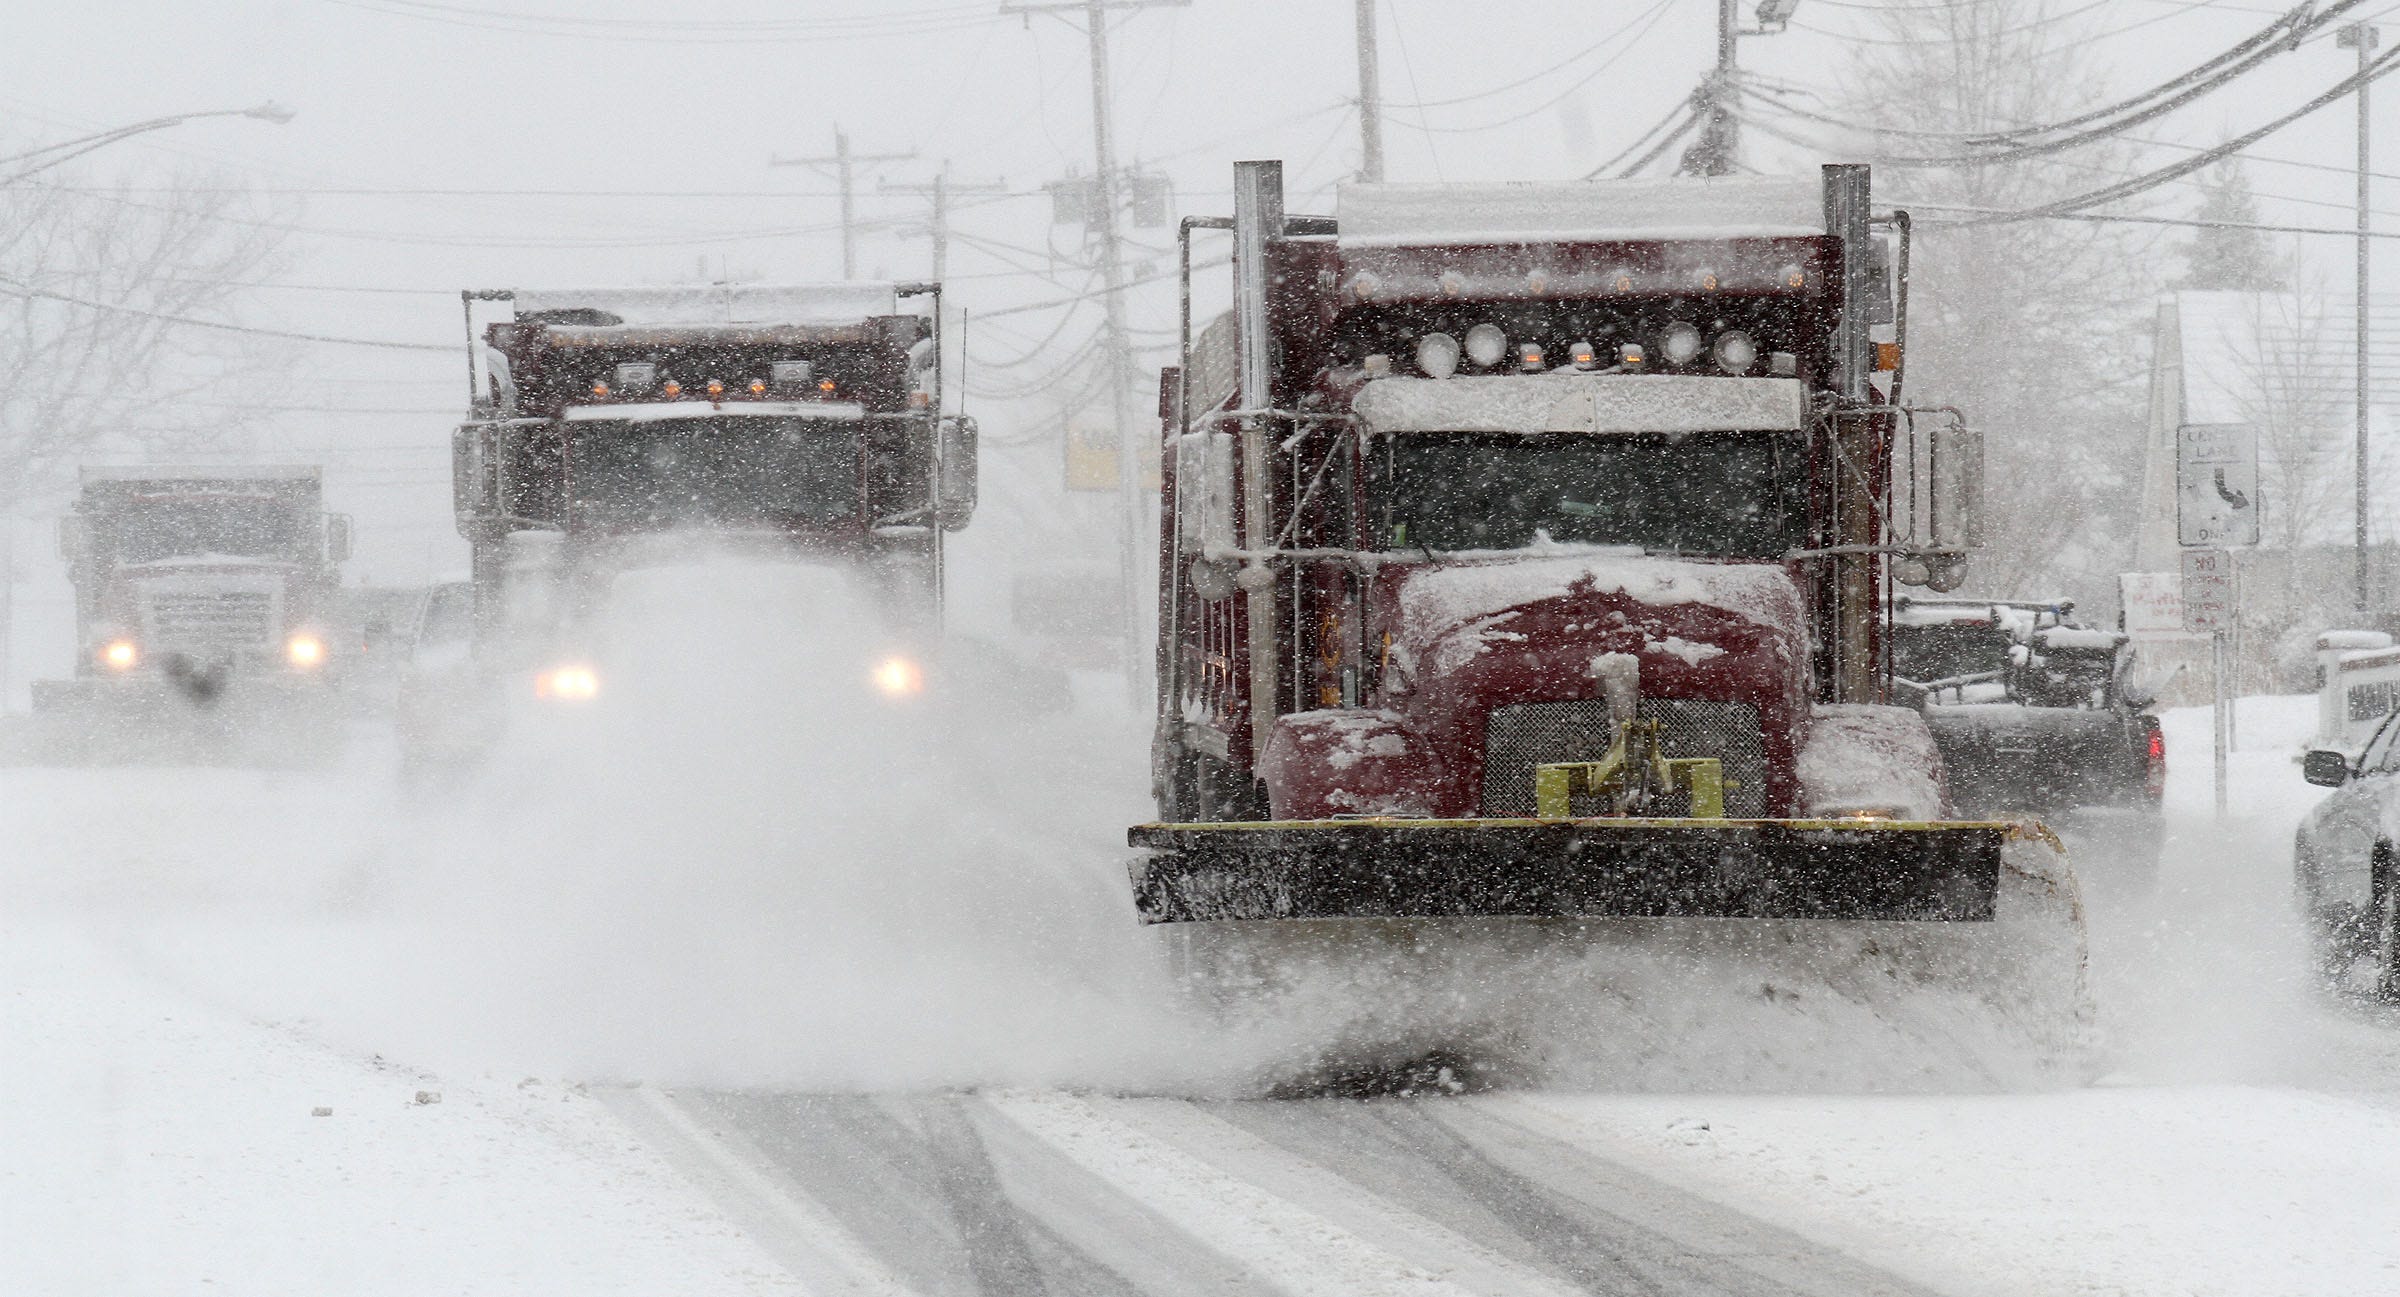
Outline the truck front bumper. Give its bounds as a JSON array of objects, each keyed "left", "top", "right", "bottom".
[{"left": 1128, "top": 817, "right": 2021, "bottom": 924}]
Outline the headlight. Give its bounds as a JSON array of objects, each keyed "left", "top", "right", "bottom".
[
  {"left": 101, "top": 639, "right": 138, "bottom": 670},
  {"left": 534, "top": 664, "right": 600, "bottom": 701},
  {"left": 872, "top": 656, "right": 926, "bottom": 698},
  {"left": 1712, "top": 330, "right": 1759, "bottom": 375},
  {"left": 1660, "top": 322, "right": 1703, "bottom": 366},
  {"left": 285, "top": 634, "right": 326, "bottom": 669},
  {"left": 1414, "top": 332, "right": 1460, "bottom": 380},
  {"left": 1463, "top": 323, "right": 1508, "bottom": 369}
]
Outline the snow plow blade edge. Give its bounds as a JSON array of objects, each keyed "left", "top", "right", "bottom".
[{"left": 1128, "top": 819, "right": 2012, "bottom": 925}]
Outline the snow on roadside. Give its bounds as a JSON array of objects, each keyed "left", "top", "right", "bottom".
[
  {"left": 1498, "top": 695, "right": 2400, "bottom": 1297},
  {"left": 0, "top": 920, "right": 796, "bottom": 1297},
  {"left": 1502, "top": 1086, "right": 2400, "bottom": 1297}
]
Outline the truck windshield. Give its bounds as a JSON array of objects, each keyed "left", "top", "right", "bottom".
[
  {"left": 567, "top": 417, "right": 859, "bottom": 531},
  {"left": 111, "top": 497, "right": 305, "bottom": 564},
  {"left": 1373, "top": 430, "right": 1802, "bottom": 557}
]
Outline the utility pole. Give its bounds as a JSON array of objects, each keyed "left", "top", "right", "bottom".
[
  {"left": 1683, "top": 0, "right": 1799, "bottom": 177},
  {"left": 1003, "top": 0, "right": 1189, "bottom": 700},
  {"left": 2340, "top": 21, "right": 2379, "bottom": 613},
  {"left": 1354, "top": 0, "right": 1385, "bottom": 182},
  {"left": 769, "top": 126, "right": 915, "bottom": 279},
  {"left": 882, "top": 163, "right": 1006, "bottom": 282}
]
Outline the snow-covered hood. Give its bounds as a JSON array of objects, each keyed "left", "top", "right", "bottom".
[{"left": 1393, "top": 550, "right": 1807, "bottom": 683}]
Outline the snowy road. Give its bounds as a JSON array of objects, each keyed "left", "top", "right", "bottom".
[
  {"left": 608, "top": 1086, "right": 1936, "bottom": 1297},
  {"left": 10, "top": 692, "right": 2400, "bottom": 1295}
]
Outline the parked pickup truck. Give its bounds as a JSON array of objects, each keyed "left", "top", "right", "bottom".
[{"left": 1892, "top": 596, "right": 2167, "bottom": 880}]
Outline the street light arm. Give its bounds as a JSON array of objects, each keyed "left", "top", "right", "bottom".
[{"left": 0, "top": 103, "right": 295, "bottom": 184}]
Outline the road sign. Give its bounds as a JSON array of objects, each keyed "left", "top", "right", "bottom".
[
  {"left": 2118, "top": 570, "right": 2186, "bottom": 637},
  {"left": 2181, "top": 547, "right": 2234, "bottom": 634},
  {"left": 2177, "top": 422, "right": 2259, "bottom": 547}
]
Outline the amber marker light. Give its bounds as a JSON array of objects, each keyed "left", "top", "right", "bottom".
[
  {"left": 590, "top": 381, "right": 611, "bottom": 397},
  {"left": 661, "top": 379, "right": 682, "bottom": 397},
  {"left": 749, "top": 379, "right": 767, "bottom": 395},
  {"left": 817, "top": 377, "right": 837, "bottom": 394}
]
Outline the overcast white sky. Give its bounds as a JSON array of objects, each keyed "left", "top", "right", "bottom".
[{"left": 0, "top": 0, "right": 2390, "bottom": 596}]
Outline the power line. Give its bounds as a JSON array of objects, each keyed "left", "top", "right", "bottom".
[
  {"left": 1960, "top": 42, "right": 2400, "bottom": 223},
  {"left": 1377, "top": 0, "right": 1674, "bottom": 111},
  {"left": 1383, "top": 0, "right": 1677, "bottom": 136},
  {"left": 1792, "top": 0, "right": 2124, "bottom": 47},
  {"left": 1871, "top": 2, "right": 2365, "bottom": 165},
  {"left": 1906, "top": 198, "right": 2400, "bottom": 240},
  {"left": 0, "top": 280, "right": 451, "bottom": 352},
  {"left": 320, "top": 0, "right": 1002, "bottom": 44}
]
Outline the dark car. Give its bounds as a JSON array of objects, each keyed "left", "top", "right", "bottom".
[
  {"left": 1893, "top": 597, "right": 2167, "bottom": 880},
  {"left": 2295, "top": 716, "right": 2400, "bottom": 999}
]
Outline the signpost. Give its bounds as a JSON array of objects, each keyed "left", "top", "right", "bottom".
[
  {"left": 2183, "top": 547, "right": 2235, "bottom": 814},
  {"left": 2177, "top": 421, "right": 2254, "bottom": 816}
]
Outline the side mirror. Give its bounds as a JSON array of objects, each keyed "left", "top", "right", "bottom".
[
  {"left": 2303, "top": 749, "right": 2353, "bottom": 787},
  {"left": 1932, "top": 416, "right": 1984, "bottom": 550},
  {"left": 326, "top": 513, "right": 354, "bottom": 564},
  {"left": 936, "top": 416, "right": 978, "bottom": 532},
  {"left": 1174, "top": 429, "right": 1237, "bottom": 554}
]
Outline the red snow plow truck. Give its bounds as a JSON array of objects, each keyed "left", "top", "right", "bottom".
[
  {"left": 1133, "top": 162, "right": 2087, "bottom": 1069},
  {"left": 403, "top": 282, "right": 978, "bottom": 775}
]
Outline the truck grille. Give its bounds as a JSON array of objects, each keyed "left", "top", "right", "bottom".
[
  {"left": 142, "top": 591, "right": 277, "bottom": 654},
  {"left": 1480, "top": 698, "right": 1768, "bottom": 818}
]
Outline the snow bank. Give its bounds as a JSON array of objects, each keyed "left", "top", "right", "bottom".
[{"left": 1796, "top": 704, "right": 1945, "bottom": 820}]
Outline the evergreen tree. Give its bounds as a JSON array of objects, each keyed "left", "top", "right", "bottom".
[{"left": 2177, "top": 158, "right": 2288, "bottom": 291}]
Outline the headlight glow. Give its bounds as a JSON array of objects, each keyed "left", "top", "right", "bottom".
[
  {"left": 285, "top": 634, "right": 326, "bottom": 669},
  {"left": 535, "top": 664, "right": 600, "bottom": 701},
  {"left": 101, "top": 639, "right": 138, "bottom": 670},
  {"left": 872, "top": 656, "right": 926, "bottom": 698}
]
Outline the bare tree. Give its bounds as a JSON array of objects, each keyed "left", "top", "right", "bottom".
[
  {"left": 0, "top": 160, "right": 291, "bottom": 694},
  {"left": 1812, "top": 0, "right": 2168, "bottom": 605}
]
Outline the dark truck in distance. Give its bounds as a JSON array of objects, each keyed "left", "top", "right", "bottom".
[
  {"left": 30, "top": 465, "right": 353, "bottom": 763},
  {"left": 1892, "top": 596, "right": 2166, "bottom": 877}
]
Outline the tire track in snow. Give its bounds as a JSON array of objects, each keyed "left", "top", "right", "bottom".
[
  {"left": 984, "top": 1091, "right": 1579, "bottom": 1297},
  {"left": 634, "top": 1086, "right": 1950, "bottom": 1297},
  {"left": 596, "top": 1086, "right": 920, "bottom": 1295}
]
